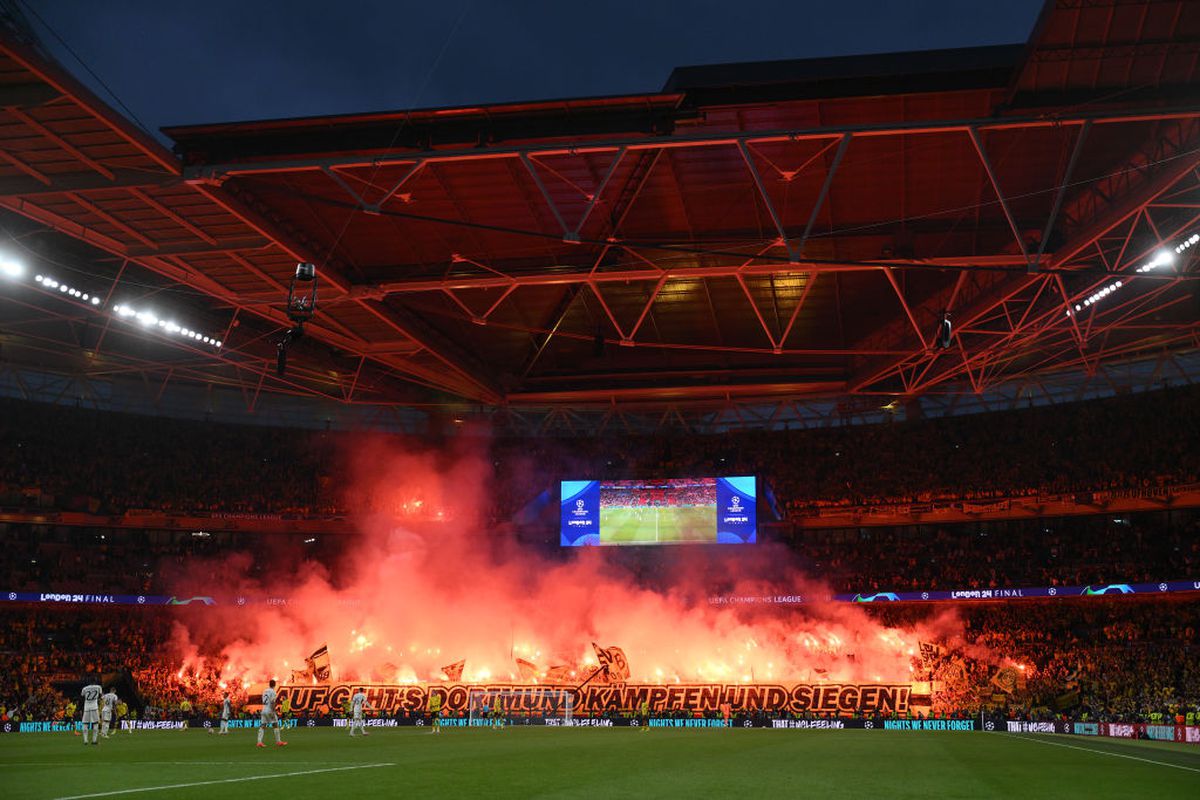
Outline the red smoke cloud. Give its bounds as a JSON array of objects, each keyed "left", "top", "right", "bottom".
[{"left": 166, "top": 435, "right": 959, "bottom": 688}]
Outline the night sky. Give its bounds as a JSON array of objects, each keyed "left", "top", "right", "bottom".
[{"left": 22, "top": 0, "right": 1044, "bottom": 141}]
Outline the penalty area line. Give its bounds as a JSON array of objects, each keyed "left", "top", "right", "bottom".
[
  {"left": 998, "top": 733, "right": 1200, "bottom": 774},
  {"left": 52, "top": 763, "right": 396, "bottom": 799}
]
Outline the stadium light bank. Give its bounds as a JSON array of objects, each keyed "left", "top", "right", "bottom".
[
  {"left": 11, "top": 266, "right": 225, "bottom": 349},
  {"left": 1066, "top": 232, "right": 1199, "bottom": 318}
]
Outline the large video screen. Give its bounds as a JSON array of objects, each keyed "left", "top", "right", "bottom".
[{"left": 560, "top": 476, "right": 756, "bottom": 546}]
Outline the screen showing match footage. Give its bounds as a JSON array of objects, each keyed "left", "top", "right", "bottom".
[{"left": 560, "top": 476, "right": 756, "bottom": 546}]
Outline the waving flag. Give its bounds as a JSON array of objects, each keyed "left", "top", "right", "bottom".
[
  {"left": 919, "top": 642, "right": 944, "bottom": 661},
  {"left": 991, "top": 666, "right": 1020, "bottom": 695},
  {"left": 305, "top": 644, "right": 332, "bottom": 683},
  {"left": 591, "top": 643, "right": 630, "bottom": 684},
  {"left": 441, "top": 660, "right": 465, "bottom": 682},
  {"left": 515, "top": 658, "right": 539, "bottom": 681},
  {"left": 544, "top": 665, "right": 573, "bottom": 682}
]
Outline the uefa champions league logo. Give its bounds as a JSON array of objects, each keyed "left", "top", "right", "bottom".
[
  {"left": 572, "top": 498, "right": 589, "bottom": 516},
  {"left": 728, "top": 496, "right": 743, "bottom": 513}
]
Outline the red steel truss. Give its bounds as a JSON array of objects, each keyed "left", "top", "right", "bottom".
[{"left": 1, "top": 0, "right": 1198, "bottom": 417}]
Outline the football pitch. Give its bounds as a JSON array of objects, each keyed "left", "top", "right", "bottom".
[
  {"left": 599, "top": 506, "right": 712, "bottom": 544},
  {"left": 3, "top": 727, "right": 1199, "bottom": 799}
]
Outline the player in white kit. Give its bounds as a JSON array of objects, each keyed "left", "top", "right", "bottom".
[
  {"left": 80, "top": 681, "right": 102, "bottom": 745},
  {"left": 100, "top": 689, "right": 118, "bottom": 738},
  {"left": 349, "top": 688, "right": 370, "bottom": 737},
  {"left": 256, "top": 679, "right": 287, "bottom": 747},
  {"left": 219, "top": 692, "right": 232, "bottom": 735}
]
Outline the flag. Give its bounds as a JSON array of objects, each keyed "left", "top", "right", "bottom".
[
  {"left": 1054, "top": 691, "right": 1080, "bottom": 710},
  {"left": 991, "top": 666, "right": 1019, "bottom": 695},
  {"left": 544, "top": 665, "right": 573, "bottom": 682},
  {"left": 305, "top": 644, "right": 332, "bottom": 683},
  {"left": 515, "top": 658, "right": 539, "bottom": 681},
  {"left": 919, "top": 641, "right": 944, "bottom": 661},
  {"left": 288, "top": 668, "right": 310, "bottom": 685},
  {"left": 591, "top": 643, "right": 630, "bottom": 684},
  {"left": 441, "top": 659, "right": 465, "bottom": 682}
]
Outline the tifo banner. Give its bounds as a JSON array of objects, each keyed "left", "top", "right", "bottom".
[{"left": 279, "top": 683, "right": 912, "bottom": 716}]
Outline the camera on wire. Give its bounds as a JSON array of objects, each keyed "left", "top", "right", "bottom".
[{"left": 278, "top": 262, "right": 319, "bottom": 376}]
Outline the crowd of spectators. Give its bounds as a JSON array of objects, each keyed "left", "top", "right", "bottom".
[
  {"left": 599, "top": 481, "right": 716, "bottom": 508},
  {"left": 796, "top": 511, "right": 1200, "bottom": 593},
  {"left": 489, "top": 383, "right": 1200, "bottom": 518},
  {"left": 2, "top": 386, "right": 1199, "bottom": 725},
  {"left": 868, "top": 599, "right": 1200, "bottom": 721},
  {"left": 3, "top": 383, "right": 1200, "bottom": 520},
  {"left": 0, "top": 606, "right": 165, "bottom": 721},
  {"left": 3, "top": 508, "right": 1194, "bottom": 598},
  {"left": 0, "top": 523, "right": 343, "bottom": 595},
  {"left": 2, "top": 599, "right": 1195, "bottom": 724},
  {"left": 0, "top": 401, "right": 342, "bottom": 516}
]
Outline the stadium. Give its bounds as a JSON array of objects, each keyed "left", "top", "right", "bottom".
[{"left": 0, "top": 0, "right": 1199, "bottom": 797}]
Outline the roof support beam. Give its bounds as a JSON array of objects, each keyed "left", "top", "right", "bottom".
[
  {"left": 848, "top": 134, "right": 1200, "bottom": 395},
  {"left": 355, "top": 255, "right": 1027, "bottom": 296},
  {"left": 910, "top": 207, "right": 1200, "bottom": 396},
  {"left": 0, "top": 148, "right": 51, "bottom": 186},
  {"left": 65, "top": 192, "right": 159, "bottom": 249},
  {"left": 186, "top": 106, "right": 1200, "bottom": 180},
  {"left": 738, "top": 140, "right": 797, "bottom": 261},
  {"left": 796, "top": 134, "right": 851, "bottom": 260},
  {"left": 1032, "top": 121, "right": 1091, "bottom": 273},
  {"left": 8, "top": 107, "right": 115, "bottom": 180},
  {"left": 884, "top": 267, "right": 929, "bottom": 351},
  {"left": 520, "top": 284, "right": 583, "bottom": 378},
  {"left": 186, "top": 181, "right": 501, "bottom": 400},
  {"left": 125, "top": 237, "right": 272, "bottom": 258},
  {"left": 0, "top": 169, "right": 180, "bottom": 198},
  {"left": 127, "top": 187, "right": 216, "bottom": 244},
  {"left": 0, "top": 39, "right": 180, "bottom": 173},
  {"left": 967, "top": 126, "right": 1030, "bottom": 264}
]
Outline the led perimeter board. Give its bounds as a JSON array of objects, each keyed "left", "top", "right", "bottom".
[{"left": 560, "top": 477, "right": 756, "bottom": 546}]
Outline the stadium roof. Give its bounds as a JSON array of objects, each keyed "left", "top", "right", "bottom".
[{"left": 2, "top": 0, "right": 1199, "bottom": 428}]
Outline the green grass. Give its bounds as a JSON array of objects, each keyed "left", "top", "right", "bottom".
[
  {"left": 599, "top": 506, "right": 712, "bottom": 544},
  {"left": 2, "top": 727, "right": 1198, "bottom": 799}
]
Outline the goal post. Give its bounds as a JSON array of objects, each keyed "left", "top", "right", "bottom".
[{"left": 467, "top": 688, "right": 574, "bottom": 726}]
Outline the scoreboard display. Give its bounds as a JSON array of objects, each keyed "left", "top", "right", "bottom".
[{"left": 560, "top": 476, "right": 756, "bottom": 546}]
